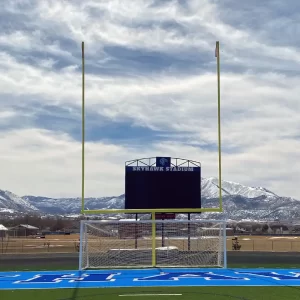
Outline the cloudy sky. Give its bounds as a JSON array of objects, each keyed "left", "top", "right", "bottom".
[{"left": 0, "top": 0, "right": 300, "bottom": 200}]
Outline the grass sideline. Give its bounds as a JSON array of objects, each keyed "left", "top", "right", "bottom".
[
  {"left": 2, "top": 263, "right": 300, "bottom": 272},
  {"left": 2, "top": 286, "right": 300, "bottom": 300},
  {"left": 1, "top": 263, "right": 300, "bottom": 300}
]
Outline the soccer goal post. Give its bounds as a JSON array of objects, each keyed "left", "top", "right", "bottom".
[{"left": 79, "top": 219, "right": 227, "bottom": 270}]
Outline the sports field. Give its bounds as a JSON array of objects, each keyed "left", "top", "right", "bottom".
[
  {"left": 2, "top": 233, "right": 300, "bottom": 299},
  {"left": 1, "top": 263, "right": 300, "bottom": 299}
]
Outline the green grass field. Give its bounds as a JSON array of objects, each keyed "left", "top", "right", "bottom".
[
  {"left": 2, "top": 286, "right": 300, "bottom": 300},
  {"left": 1, "top": 263, "right": 300, "bottom": 300}
]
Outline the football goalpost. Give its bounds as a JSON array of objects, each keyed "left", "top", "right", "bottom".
[{"left": 78, "top": 41, "right": 226, "bottom": 270}]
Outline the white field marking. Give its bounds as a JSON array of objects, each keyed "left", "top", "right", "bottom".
[
  {"left": 269, "top": 237, "right": 298, "bottom": 239},
  {"left": 119, "top": 294, "right": 182, "bottom": 297}
]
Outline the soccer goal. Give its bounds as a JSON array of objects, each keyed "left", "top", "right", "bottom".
[{"left": 79, "top": 219, "right": 227, "bottom": 270}]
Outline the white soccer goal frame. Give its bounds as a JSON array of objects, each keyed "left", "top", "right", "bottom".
[{"left": 79, "top": 219, "right": 227, "bottom": 270}]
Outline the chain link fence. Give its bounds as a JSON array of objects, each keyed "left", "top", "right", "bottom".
[{"left": 1, "top": 235, "right": 300, "bottom": 254}]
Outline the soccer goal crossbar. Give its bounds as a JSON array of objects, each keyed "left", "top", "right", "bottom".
[{"left": 79, "top": 219, "right": 227, "bottom": 270}]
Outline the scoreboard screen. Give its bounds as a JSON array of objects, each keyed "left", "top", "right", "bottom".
[{"left": 125, "top": 165, "right": 201, "bottom": 210}]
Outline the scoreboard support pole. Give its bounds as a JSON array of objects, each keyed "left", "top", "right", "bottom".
[{"left": 162, "top": 222, "right": 165, "bottom": 247}]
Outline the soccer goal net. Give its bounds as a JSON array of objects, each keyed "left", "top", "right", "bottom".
[{"left": 79, "top": 219, "right": 227, "bottom": 270}]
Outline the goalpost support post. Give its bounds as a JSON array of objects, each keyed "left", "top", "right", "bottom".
[
  {"left": 151, "top": 212, "right": 156, "bottom": 267},
  {"left": 79, "top": 219, "right": 84, "bottom": 271},
  {"left": 223, "top": 220, "right": 227, "bottom": 268}
]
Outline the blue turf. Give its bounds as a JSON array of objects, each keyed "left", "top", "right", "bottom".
[{"left": 1, "top": 268, "right": 300, "bottom": 289}]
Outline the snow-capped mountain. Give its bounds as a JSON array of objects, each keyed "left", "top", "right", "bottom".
[
  {"left": 201, "top": 177, "right": 277, "bottom": 199},
  {"left": 0, "top": 190, "right": 38, "bottom": 213},
  {"left": 21, "top": 196, "right": 125, "bottom": 214},
  {"left": 0, "top": 177, "right": 299, "bottom": 221}
]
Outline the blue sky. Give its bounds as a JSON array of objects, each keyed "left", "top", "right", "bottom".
[{"left": 0, "top": 0, "right": 300, "bottom": 199}]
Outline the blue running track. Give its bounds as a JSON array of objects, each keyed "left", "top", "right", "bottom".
[{"left": 1, "top": 268, "right": 300, "bottom": 289}]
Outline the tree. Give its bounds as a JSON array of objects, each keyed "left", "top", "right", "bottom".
[{"left": 262, "top": 224, "right": 269, "bottom": 233}]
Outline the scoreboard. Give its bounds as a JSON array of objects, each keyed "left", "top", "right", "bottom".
[{"left": 125, "top": 157, "right": 201, "bottom": 210}]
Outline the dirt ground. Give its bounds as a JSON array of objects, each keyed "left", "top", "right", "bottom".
[
  {"left": 1, "top": 234, "right": 300, "bottom": 254},
  {"left": 0, "top": 234, "right": 80, "bottom": 254},
  {"left": 233, "top": 235, "right": 300, "bottom": 251}
]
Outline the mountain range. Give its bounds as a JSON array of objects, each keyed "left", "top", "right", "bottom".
[{"left": 1, "top": 177, "right": 300, "bottom": 221}]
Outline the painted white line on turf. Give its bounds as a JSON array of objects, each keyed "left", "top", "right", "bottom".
[{"left": 119, "top": 294, "right": 182, "bottom": 297}]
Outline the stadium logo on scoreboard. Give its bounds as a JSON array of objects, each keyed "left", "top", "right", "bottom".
[{"left": 156, "top": 157, "right": 171, "bottom": 168}]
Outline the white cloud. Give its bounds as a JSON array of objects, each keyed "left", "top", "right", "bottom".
[
  {"left": 0, "top": 110, "right": 17, "bottom": 119},
  {"left": 0, "top": 128, "right": 213, "bottom": 198},
  {"left": 1, "top": 127, "right": 299, "bottom": 200},
  {"left": 0, "top": 128, "right": 121, "bottom": 197},
  {"left": 0, "top": 0, "right": 300, "bottom": 200}
]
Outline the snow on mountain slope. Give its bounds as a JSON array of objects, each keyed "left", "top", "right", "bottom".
[
  {"left": 201, "top": 194, "right": 300, "bottom": 221},
  {"left": 201, "top": 177, "right": 278, "bottom": 199},
  {"left": 22, "top": 195, "right": 125, "bottom": 214},
  {"left": 0, "top": 190, "right": 38, "bottom": 213}
]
